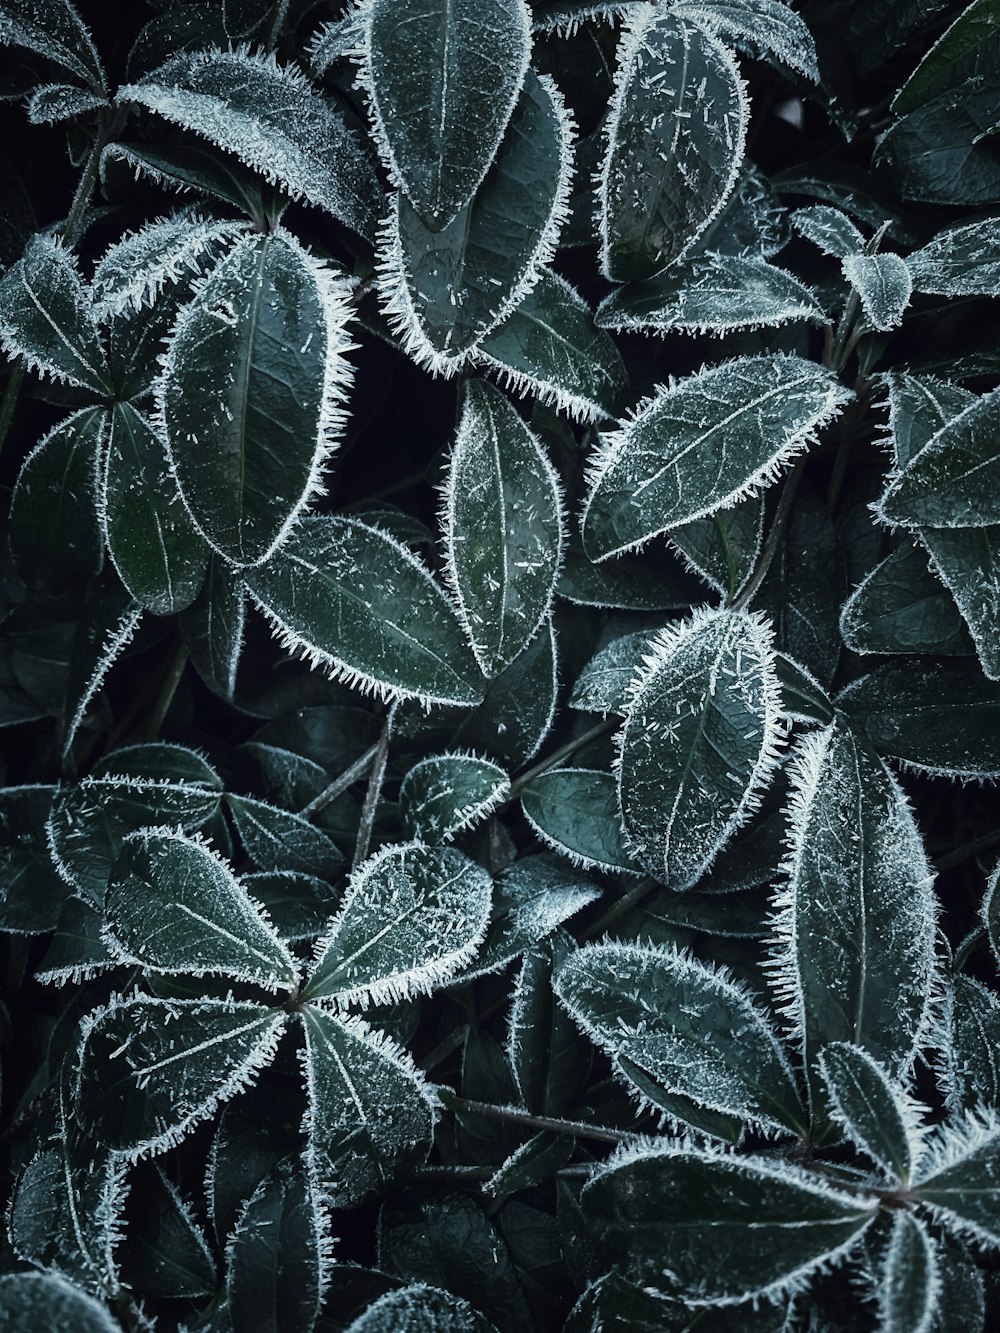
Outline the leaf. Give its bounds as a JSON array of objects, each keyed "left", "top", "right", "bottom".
[
  {"left": 178, "top": 552, "right": 246, "bottom": 701},
  {"left": 35, "top": 896, "right": 114, "bottom": 986},
  {"left": 842, "top": 253, "right": 912, "bottom": 331},
  {"left": 918, "top": 525, "right": 1000, "bottom": 679},
  {"left": 521, "top": 768, "right": 641, "bottom": 875},
  {"left": 116, "top": 47, "right": 381, "bottom": 240},
  {"left": 300, "top": 1007, "right": 436, "bottom": 1207},
  {"left": 774, "top": 652, "right": 835, "bottom": 726},
  {"left": 675, "top": 1, "right": 819, "bottom": 81},
  {"left": 61, "top": 587, "right": 144, "bottom": 765},
  {"left": 892, "top": 0, "right": 1000, "bottom": 115},
  {"left": 505, "top": 931, "right": 592, "bottom": 1116},
  {"left": 908, "top": 217, "right": 1000, "bottom": 297},
  {"left": 913, "top": 1109, "right": 1000, "bottom": 1248},
  {"left": 26, "top": 82, "right": 106, "bottom": 124},
  {"left": 582, "top": 355, "right": 849, "bottom": 560},
  {"left": 246, "top": 516, "right": 485, "bottom": 708},
  {"left": 118, "top": 1164, "right": 216, "bottom": 1299},
  {"left": 226, "top": 1159, "right": 323, "bottom": 1333},
  {"left": 160, "top": 228, "right": 354, "bottom": 567},
  {"left": 399, "top": 752, "right": 510, "bottom": 844},
  {"left": 769, "top": 717, "right": 937, "bottom": 1105},
  {"left": 361, "top": 0, "right": 532, "bottom": 230},
  {"left": 103, "top": 828, "right": 298, "bottom": 990},
  {"left": 241, "top": 871, "right": 340, "bottom": 945},
  {"left": 597, "top": 255, "right": 823, "bottom": 338},
  {"left": 617, "top": 606, "right": 783, "bottom": 890},
  {"left": 669, "top": 494, "right": 765, "bottom": 599},
  {"left": 378, "top": 70, "right": 574, "bottom": 374},
  {"left": 837, "top": 659, "right": 1000, "bottom": 782},
  {"left": 226, "top": 793, "right": 345, "bottom": 878},
  {"left": 569, "top": 630, "right": 649, "bottom": 715},
  {"left": 101, "top": 139, "right": 280, "bottom": 226},
  {"left": 0, "top": 786, "right": 70, "bottom": 933},
  {"left": 555, "top": 940, "right": 805, "bottom": 1137},
  {"left": 9, "top": 407, "right": 106, "bottom": 593},
  {"left": 839, "top": 540, "right": 972, "bottom": 657},
  {"left": 92, "top": 740, "right": 223, "bottom": 787},
  {"left": 102, "top": 403, "right": 209, "bottom": 616},
  {"left": 473, "top": 269, "right": 627, "bottom": 424},
  {"left": 599, "top": 10, "right": 749, "bottom": 281},
  {"left": 943, "top": 976, "right": 1000, "bottom": 1113},
  {"left": 885, "top": 370, "right": 977, "bottom": 471},
  {"left": 0, "top": 1273, "right": 120, "bottom": 1333},
  {"left": 817, "top": 1043, "right": 918, "bottom": 1183},
  {"left": 345, "top": 1284, "right": 491, "bottom": 1332},
  {"left": 0, "top": 0, "right": 105, "bottom": 92},
  {"left": 581, "top": 1141, "right": 877, "bottom": 1305},
  {"left": 303, "top": 841, "right": 492, "bottom": 1006},
  {"left": 558, "top": 534, "right": 702, "bottom": 610},
  {"left": 442, "top": 380, "right": 564, "bottom": 676},
  {"left": 877, "top": 83, "right": 1000, "bottom": 207},
  {"left": 0, "top": 235, "right": 110, "bottom": 392},
  {"left": 76, "top": 994, "right": 286, "bottom": 1159},
  {"left": 791, "top": 204, "right": 865, "bottom": 258},
  {"left": 877, "top": 1213, "right": 940, "bottom": 1333}
]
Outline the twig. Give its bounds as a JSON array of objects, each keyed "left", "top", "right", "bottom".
[
  {"left": 300, "top": 742, "right": 380, "bottom": 818},
  {"left": 352, "top": 719, "right": 390, "bottom": 869},
  {"left": 935, "top": 828, "right": 1000, "bottom": 874},
  {"left": 508, "top": 718, "right": 617, "bottom": 800},
  {"left": 446, "top": 1095, "right": 634, "bottom": 1146}
]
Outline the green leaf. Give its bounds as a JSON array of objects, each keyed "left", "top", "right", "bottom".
[
  {"left": 817, "top": 1042, "right": 917, "bottom": 1182},
  {"left": 345, "top": 1284, "right": 491, "bottom": 1332},
  {"left": 907, "top": 217, "right": 1000, "bottom": 296},
  {"left": 597, "top": 254, "right": 823, "bottom": 338},
  {"left": 61, "top": 586, "right": 144, "bottom": 765},
  {"left": 0, "top": 1273, "right": 120, "bottom": 1333},
  {"left": 581, "top": 1141, "right": 877, "bottom": 1304},
  {"left": 558, "top": 533, "right": 702, "bottom": 610},
  {"left": 913, "top": 1110, "right": 1000, "bottom": 1248},
  {"left": 839, "top": 540, "right": 972, "bottom": 657},
  {"left": 507, "top": 931, "right": 593, "bottom": 1116},
  {"left": 226, "top": 793, "right": 345, "bottom": 878},
  {"left": 669, "top": 494, "right": 765, "bottom": 598},
  {"left": 837, "top": 659, "right": 1000, "bottom": 782},
  {"left": 76, "top": 994, "right": 286, "bottom": 1159},
  {"left": 878, "top": 83, "right": 1000, "bottom": 206},
  {"left": 246, "top": 516, "right": 485, "bottom": 708},
  {"left": 26, "top": 81, "right": 106, "bottom": 124},
  {"left": 582, "top": 355, "right": 849, "bottom": 560},
  {"left": 474, "top": 268, "right": 627, "bottom": 424},
  {"left": 984, "top": 858, "right": 1000, "bottom": 971},
  {"left": 361, "top": 0, "right": 531, "bottom": 230},
  {"left": 35, "top": 895, "right": 114, "bottom": 986},
  {"left": 569, "top": 629, "right": 649, "bottom": 716},
  {"left": 103, "top": 828, "right": 298, "bottom": 990},
  {"left": 240, "top": 872, "right": 339, "bottom": 945},
  {"left": 918, "top": 525, "right": 1000, "bottom": 679},
  {"left": 303, "top": 841, "right": 492, "bottom": 1006},
  {"left": 673, "top": 0, "right": 819, "bottom": 82},
  {"left": 118, "top": 1164, "right": 216, "bottom": 1299},
  {"left": 769, "top": 717, "right": 937, "bottom": 1104},
  {"left": 300, "top": 1007, "right": 436, "bottom": 1206},
  {"left": 116, "top": 47, "right": 381, "bottom": 240},
  {"left": 0, "top": 0, "right": 105, "bottom": 92},
  {"left": 400, "top": 752, "right": 510, "bottom": 844},
  {"left": 521, "top": 768, "right": 641, "bottom": 875},
  {"left": 555, "top": 940, "right": 805, "bottom": 1137},
  {"left": 160, "top": 229, "right": 354, "bottom": 567},
  {"left": 102, "top": 403, "right": 209, "bottom": 615},
  {"left": 792, "top": 204, "right": 865, "bottom": 258},
  {"left": 842, "top": 252, "right": 912, "bottom": 331},
  {"left": 877, "top": 1213, "right": 940, "bottom": 1333},
  {"left": 92, "top": 740, "right": 222, "bottom": 787},
  {"left": 179, "top": 552, "right": 246, "bottom": 702},
  {"left": 599, "top": 10, "right": 748, "bottom": 281},
  {"left": 943, "top": 976, "right": 1000, "bottom": 1113},
  {"left": 378, "top": 70, "right": 574, "bottom": 373},
  {"left": 9, "top": 408, "right": 105, "bottom": 594},
  {"left": 884, "top": 370, "right": 977, "bottom": 471},
  {"left": 0, "top": 236, "right": 109, "bottom": 392},
  {"left": 101, "top": 140, "right": 279, "bottom": 226},
  {"left": 617, "top": 606, "right": 783, "bottom": 890},
  {"left": 0, "top": 786, "right": 70, "bottom": 932},
  {"left": 774, "top": 652, "right": 835, "bottom": 726},
  {"left": 892, "top": 0, "right": 1000, "bottom": 115},
  {"left": 226, "top": 1159, "right": 323, "bottom": 1333},
  {"left": 442, "top": 380, "right": 564, "bottom": 677}
]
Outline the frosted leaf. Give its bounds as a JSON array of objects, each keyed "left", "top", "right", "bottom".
[
  {"left": 399, "top": 752, "right": 510, "bottom": 844},
  {"left": 669, "top": 492, "right": 765, "bottom": 597},
  {"left": 300, "top": 1008, "right": 436, "bottom": 1208},
  {"left": 913, "top": 1108, "right": 1000, "bottom": 1249},
  {"left": 581, "top": 354, "right": 849, "bottom": 561},
  {"left": 303, "top": 841, "right": 492, "bottom": 1007},
  {"left": 116, "top": 47, "right": 381, "bottom": 240},
  {"left": 883, "top": 370, "right": 976, "bottom": 470},
  {"left": 674, "top": 1, "right": 819, "bottom": 83},
  {"left": 92, "top": 740, "right": 222, "bottom": 787},
  {"left": 61, "top": 596, "right": 144, "bottom": 766},
  {"left": 442, "top": 379, "right": 565, "bottom": 677},
  {"left": 521, "top": 768, "right": 642, "bottom": 875},
  {"left": 0, "top": 786, "right": 71, "bottom": 935},
  {"left": 558, "top": 532, "right": 702, "bottom": 611},
  {"left": 102, "top": 828, "right": 299, "bottom": 991},
  {"left": 452, "top": 614, "right": 558, "bottom": 766},
  {"left": 983, "top": 857, "right": 1000, "bottom": 971},
  {"left": 597, "top": 254, "right": 824, "bottom": 338},
  {"left": 555, "top": 939, "right": 806, "bottom": 1138},
  {"left": 838, "top": 540, "right": 971, "bottom": 658},
  {"left": 0, "top": 0, "right": 105, "bottom": 93},
  {"left": 179, "top": 553, "right": 246, "bottom": 703},
  {"left": 581, "top": 1139, "right": 877, "bottom": 1306},
  {"left": 101, "top": 139, "right": 278, "bottom": 226},
  {"left": 226, "top": 793, "right": 344, "bottom": 878},
  {"left": 26, "top": 82, "right": 106, "bottom": 125},
  {"left": 892, "top": 0, "right": 999, "bottom": 116},
  {"left": 240, "top": 871, "right": 340, "bottom": 945},
  {"left": 842, "top": 252, "right": 912, "bottom": 331},
  {"left": 791, "top": 205, "right": 865, "bottom": 258},
  {"left": 917, "top": 525, "right": 1000, "bottom": 681},
  {"left": 34, "top": 897, "right": 115, "bottom": 988},
  {"left": 817, "top": 1043, "right": 923, "bottom": 1183},
  {"left": 569, "top": 630, "right": 651, "bottom": 716},
  {"left": 74, "top": 994, "right": 286, "bottom": 1160},
  {"left": 877, "top": 1213, "right": 940, "bottom": 1333},
  {"left": 908, "top": 217, "right": 1000, "bottom": 296},
  {"left": 617, "top": 606, "right": 784, "bottom": 890},
  {"left": 941, "top": 976, "right": 1000, "bottom": 1112},
  {"left": 0, "top": 1273, "right": 121, "bottom": 1333},
  {"left": 530, "top": 2, "right": 641, "bottom": 38},
  {"left": 360, "top": 0, "right": 531, "bottom": 230},
  {"left": 344, "top": 1282, "right": 489, "bottom": 1332}
]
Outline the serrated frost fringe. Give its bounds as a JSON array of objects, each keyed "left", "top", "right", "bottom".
[
  {"left": 472, "top": 347, "right": 607, "bottom": 425},
  {"left": 816, "top": 1044, "right": 929, "bottom": 1185},
  {"left": 532, "top": 2, "right": 639, "bottom": 38},
  {"left": 0, "top": 236, "right": 107, "bottom": 389},
  {"left": 520, "top": 769, "right": 641, "bottom": 875},
  {"left": 399, "top": 749, "right": 510, "bottom": 842},
  {"left": 911, "top": 1106, "right": 1000, "bottom": 1247},
  {"left": 61, "top": 602, "right": 144, "bottom": 765}
]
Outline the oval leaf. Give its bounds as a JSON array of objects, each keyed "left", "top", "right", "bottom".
[
  {"left": 839, "top": 541, "right": 972, "bottom": 657},
  {"left": 842, "top": 252, "right": 912, "bottom": 332},
  {"left": 817, "top": 1042, "right": 917, "bottom": 1183},
  {"left": 226, "top": 793, "right": 345, "bottom": 878},
  {"left": 399, "top": 752, "right": 510, "bottom": 844},
  {"left": 0, "top": 1273, "right": 120, "bottom": 1333},
  {"left": 0, "top": 0, "right": 105, "bottom": 91},
  {"left": 521, "top": 768, "right": 640, "bottom": 875},
  {"left": 913, "top": 1110, "right": 1000, "bottom": 1248},
  {"left": 877, "top": 1213, "right": 940, "bottom": 1333}
]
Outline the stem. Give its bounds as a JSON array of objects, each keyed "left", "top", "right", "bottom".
[
  {"left": 447, "top": 1096, "right": 634, "bottom": 1146},
  {"left": 935, "top": 828, "right": 1000, "bottom": 874},
  {"left": 579, "top": 877, "right": 658, "bottom": 942},
  {"left": 300, "top": 742, "right": 380, "bottom": 818},
  {"left": 728, "top": 458, "right": 806, "bottom": 612},
  {"left": 508, "top": 718, "right": 617, "bottom": 800},
  {"left": 61, "top": 118, "right": 114, "bottom": 248},
  {"left": 352, "top": 719, "right": 390, "bottom": 869},
  {"left": 144, "top": 642, "right": 188, "bottom": 741},
  {"left": 828, "top": 290, "right": 861, "bottom": 375}
]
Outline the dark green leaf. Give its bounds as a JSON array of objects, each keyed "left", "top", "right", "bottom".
[
  {"left": 878, "top": 83, "right": 1000, "bottom": 206},
  {"left": 943, "top": 975, "right": 1000, "bottom": 1112},
  {"left": 119, "top": 1164, "right": 216, "bottom": 1299},
  {"left": 227, "top": 793, "right": 345, "bottom": 878},
  {"left": 817, "top": 1042, "right": 916, "bottom": 1182},
  {"left": 669, "top": 494, "right": 764, "bottom": 599},
  {"left": 877, "top": 1213, "right": 940, "bottom": 1333},
  {"left": 774, "top": 653, "right": 834, "bottom": 726},
  {"left": 0, "top": 1273, "right": 120, "bottom": 1333},
  {"left": 61, "top": 585, "right": 144, "bottom": 764},
  {"left": 913, "top": 1111, "right": 1000, "bottom": 1248},
  {"left": 452, "top": 616, "right": 557, "bottom": 764},
  {"left": 558, "top": 534, "right": 702, "bottom": 610},
  {"left": 791, "top": 204, "right": 865, "bottom": 258},
  {"left": 908, "top": 217, "right": 1000, "bottom": 296},
  {"left": 26, "top": 82, "right": 106, "bottom": 124},
  {"left": 179, "top": 552, "right": 246, "bottom": 701},
  {"left": 241, "top": 871, "right": 340, "bottom": 944},
  {"left": 568, "top": 629, "right": 648, "bottom": 715},
  {"left": 521, "top": 768, "right": 640, "bottom": 875},
  {"left": 839, "top": 540, "right": 972, "bottom": 657},
  {"left": 0, "top": 0, "right": 105, "bottom": 92},
  {"left": 674, "top": 1, "right": 819, "bottom": 81},
  {"left": 101, "top": 140, "right": 279, "bottom": 225},
  {"left": 0, "top": 785, "right": 70, "bottom": 932},
  {"left": 918, "top": 525, "right": 1000, "bottom": 680},
  {"left": 892, "top": 0, "right": 1000, "bottom": 115},
  {"left": 35, "top": 895, "right": 114, "bottom": 985},
  {"left": 507, "top": 931, "right": 592, "bottom": 1116},
  {"left": 400, "top": 752, "right": 510, "bottom": 844},
  {"left": 345, "top": 1284, "right": 492, "bottom": 1332}
]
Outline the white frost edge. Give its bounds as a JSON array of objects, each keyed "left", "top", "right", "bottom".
[
  {"left": 25, "top": 82, "right": 107, "bottom": 126},
  {"left": 520, "top": 766, "right": 642, "bottom": 876},
  {"left": 677, "top": 0, "right": 820, "bottom": 84},
  {"left": 399, "top": 748, "right": 510, "bottom": 843},
  {"left": 667, "top": 494, "right": 766, "bottom": 599},
  {"left": 842, "top": 253, "right": 913, "bottom": 334},
  {"left": 911, "top": 1106, "right": 1000, "bottom": 1250},
  {"left": 815, "top": 1043, "right": 928, "bottom": 1186},
  {"left": 61, "top": 602, "right": 144, "bottom": 766}
]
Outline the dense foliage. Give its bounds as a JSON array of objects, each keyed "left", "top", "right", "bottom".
[{"left": 1, "top": 0, "right": 1000, "bottom": 1328}]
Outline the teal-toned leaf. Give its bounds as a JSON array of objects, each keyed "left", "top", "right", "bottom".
[
  {"left": 618, "top": 606, "right": 783, "bottom": 890},
  {"left": 226, "top": 1159, "right": 323, "bottom": 1333},
  {"left": 160, "top": 228, "right": 354, "bottom": 567},
  {"left": 877, "top": 1213, "right": 940, "bottom": 1333},
  {"left": 0, "top": 0, "right": 105, "bottom": 92},
  {"left": 246, "top": 516, "right": 485, "bottom": 708},
  {"left": 837, "top": 660, "right": 1000, "bottom": 782},
  {"left": 674, "top": 0, "right": 819, "bottom": 82},
  {"left": 892, "top": 0, "right": 1000, "bottom": 115},
  {"left": 913, "top": 1110, "right": 1000, "bottom": 1248},
  {"left": 179, "top": 552, "right": 246, "bottom": 701},
  {"left": 984, "top": 859, "right": 1000, "bottom": 970},
  {"left": 93, "top": 740, "right": 222, "bottom": 787},
  {"left": 241, "top": 871, "right": 339, "bottom": 945},
  {"left": 877, "top": 83, "right": 1000, "bottom": 206},
  {"left": 443, "top": 380, "right": 564, "bottom": 676},
  {"left": 474, "top": 269, "right": 627, "bottom": 424},
  {"left": 506, "top": 931, "right": 592, "bottom": 1116},
  {"left": 582, "top": 355, "right": 849, "bottom": 560},
  {"left": 26, "top": 82, "right": 106, "bottom": 124},
  {"left": 693, "top": 159, "right": 788, "bottom": 260},
  {"left": 116, "top": 47, "right": 381, "bottom": 240},
  {"left": 399, "top": 752, "right": 510, "bottom": 844},
  {"left": 300, "top": 1007, "right": 436, "bottom": 1207},
  {"left": 932, "top": 1237, "right": 985, "bottom": 1333},
  {"left": 791, "top": 204, "right": 865, "bottom": 258},
  {"left": 36, "top": 896, "right": 114, "bottom": 986},
  {"left": 943, "top": 976, "right": 1000, "bottom": 1112},
  {"left": 0, "top": 1273, "right": 120, "bottom": 1333},
  {"left": 379, "top": 70, "right": 574, "bottom": 374},
  {"left": 303, "top": 841, "right": 492, "bottom": 1006},
  {"left": 484, "top": 1131, "right": 573, "bottom": 1209},
  {"left": 908, "top": 217, "right": 1000, "bottom": 296},
  {"left": 775, "top": 653, "right": 834, "bottom": 726},
  {"left": 558, "top": 533, "right": 702, "bottom": 610},
  {"left": 918, "top": 526, "right": 1000, "bottom": 679},
  {"left": 521, "top": 768, "right": 640, "bottom": 875},
  {"left": 555, "top": 940, "right": 805, "bottom": 1137},
  {"left": 599, "top": 10, "right": 749, "bottom": 281},
  {"left": 103, "top": 829, "right": 298, "bottom": 990},
  {"left": 61, "top": 587, "right": 144, "bottom": 765},
  {"left": 0, "top": 786, "right": 69, "bottom": 933},
  {"left": 817, "top": 1043, "right": 918, "bottom": 1183},
  {"left": 582, "top": 1141, "right": 876, "bottom": 1304},
  {"left": 670, "top": 494, "right": 765, "bottom": 599},
  {"left": 885, "top": 371, "right": 976, "bottom": 471},
  {"left": 103, "top": 402, "right": 209, "bottom": 615},
  {"left": 101, "top": 139, "right": 280, "bottom": 226},
  {"left": 0, "top": 236, "right": 109, "bottom": 391},
  {"left": 569, "top": 630, "right": 648, "bottom": 716},
  {"left": 839, "top": 541, "right": 972, "bottom": 657},
  {"left": 345, "top": 1284, "right": 491, "bottom": 1332},
  {"left": 118, "top": 1164, "right": 216, "bottom": 1299},
  {"left": 597, "top": 254, "right": 823, "bottom": 338},
  {"left": 842, "top": 252, "right": 912, "bottom": 331},
  {"left": 226, "top": 793, "right": 345, "bottom": 878},
  {"left": 76, "top": 994, "right": 286, "bottom": 1159},
  {"left": 769, "top": 717, "right": 937, "bottom": 1105},
  {"left": 361, "top": 0, "right": 531, "bottom": 231}
]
